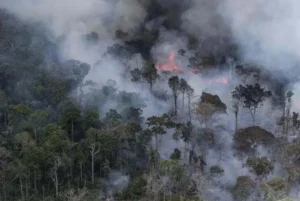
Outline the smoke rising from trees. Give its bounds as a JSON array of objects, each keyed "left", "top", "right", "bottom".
[{"left": 0, "top": 0, "right": 300, "bottom": 200}]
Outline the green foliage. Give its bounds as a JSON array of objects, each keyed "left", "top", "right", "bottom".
[
  {"left": 181, "top": 121, "right": 193, "bottom": 142},
  {"left": 0, "top": 6, "right": 298, "bottom": 201},
  {"left": 103, "top": 109, "right": 122, "bottom": 128},
  {"left": 246, "top": 157, "right": 274, "bottom": 179},
  {"left": 142, "top": 63, "right": 158, "bottom": 90},
  {"left": 60, "top": 105, "right": 82, "bottom": 141},
  {"left": 118, "top": 176, "right": 147, "bottom": 200},
  {"left": 282, "top": 143, "right": 300, "bottom": 164},
  {"left": 200, "top": 92, "right": 227, "bottom": 113},
  {"left": 233, "top": 126, "right": 276, "bottom": 154},
  {"left": 232, "top": 83, "right": 272, "bottom": 123},
  {"left": 83, "top": 109, "right": 102, "bottom": 131},
  {"left": 159, "top": 160, "right": 185, "bottom": 182},
  {"left": 163, "top": 195, "right": 203, "bottom": 201},
  {"left": 261, "top": 177, "right": 288, "bottom": 200},
  {"left": 179, "top": 78, "right": 189, "bottom": 95},
  {"left": 209, "top": 165, "right": 224, "bottom": 177},
  {"left": 170, "top": 148, "right": 181, "bottom": 160},
  {"left": 121, "top": 107, "right": 144, "bottom": 124},
  {"left": 42, "top": 124, "right": 70, "bottom": 156},
  {"left": 231, "top": 176, "right": 256, "bottom": 201},
  {"left": 146, "top": 114, "right": 175, "bottom": 149}
]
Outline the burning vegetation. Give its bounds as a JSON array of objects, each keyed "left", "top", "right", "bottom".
[
  {"left": 1, "top": 1, "right": 299, "bottom": 201},
  {"left": 155, "top": 52, "right": 183, "bottom": 73},
  {"left": 156, "top": 51, "right": 229, "bottom": 84}
]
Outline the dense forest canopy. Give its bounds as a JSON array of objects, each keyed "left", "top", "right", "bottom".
[{"left": 0, "top": 0, "right": 300, "bottom": 201}]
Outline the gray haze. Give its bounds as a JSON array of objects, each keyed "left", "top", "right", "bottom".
[{"left": 1, "top": 0, "right": 300, "bottom": 200}]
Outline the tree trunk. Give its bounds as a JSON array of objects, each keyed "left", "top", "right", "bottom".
[
  {"left": 34, "top": 127, "right": 37, "bottom": 143},
  {"left": 188, "top": 97, "right": 191, "bottom": 121},
  {"left": 150, "top": 80, "right": 153, "bottom": 91},
  {"left": 71, "top": 120, "right": 74, "bottom": 142},
  {"left": 80, "top": 162, "right": 83, "bottom": 183},
  {"left": 182, "top": 92, "right": 185, "bottom": 110},
  {"left": 282, "top": 100, "right": 286, "bottom": 135},
  {"left": 184, "top": 142, "right": 187, "bottom": 164},
  {"left": 55, "top": 171, "right": 58, "bottom": 197},
  {"left": 19, "top": 177, "right": 24, "bottom": 201},
  {"left": 25, "top": 176, "right": 28, "bottom": 198},
  {"left": 235, "top": 111, "right": 238, "bottom": 132},
  {"left": 174, "top": 94, "right": 178, "bottom": 116},
  {"left": 285, "top": 101, "right": 291, "bottom": 137},
  {"left": 249, "top": 109, "right": 255, "bottom": 125},
  {"left": 34, "top": 170, "right": 37, "bottom": 193},
  {"left": 155, "top": 134, "right": 158, "bottom": 151},
  {"left": 79, "top": 84, "right": 83, "bottom": 105},
  {"left": 3, "top": 187, "right": 7, "bottom": 201},
  {"left": 90, "top": 144, "right": 99, "bottom": 185},
  {"left": 91, "top": 153, "right": 95, "bottom": 185},
  {"left": 4, "top": 113, "right": 7, "bottom": 128}
]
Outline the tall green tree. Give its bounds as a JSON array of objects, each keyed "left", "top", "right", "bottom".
[
  {"left": 179, "top": 78, "right": 188, "bottom": 109},
  {"left": 168, "top": 76, "right": 180, "bottom": 116},
  {"left": 61, "top": 106, "right": 82, "bottom": 142},
  {"left": 83, "top": 110, "right": 102, "bottom": 131},
  {"left": 28, "top": 109, "right": 49, "bottom": 143},
  {"left": 146, "top": 114, "right": 174, "bottom": 150},
  {"left": 186, "top": 85, "right": 194, "bottom": 121},
  {"left": 142, "top": 63, "right": 159, "bottom": 91},
  {"left": 103, "top": 109, "right": 122, "bottom": 128},
  {"left": 0, "top": 90, "right": 9, "bottom": 129},
  {"left": 232, "top": 83, "right": 272, "bottom": 124}
]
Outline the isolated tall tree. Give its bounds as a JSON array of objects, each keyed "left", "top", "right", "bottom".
[
  {"left": 0, "top": 90, "right": 9, "bottom": 128},
  {"left": 181, "top": 121, "right": 193, "bottom": 162},
  {"left": 194, "top": 93, "right": 226, "bottom": 128},
  {"left": 146, "top": 114, "right": 175, "bottom": 150},
  {"left": 282, "top": 91, "right": 294, "bottom": 136},
  {"left": 142, "top": 63, "right": 159, "bottom": 91},
  {"left": 86, "top": 128, "right": 100, "bottom": 185},
  {"left": 232, "top": 83, "right": 272, "bottom": 124},
  {"left": 50, "top": 156, "right": 62, "bottom": 197},
  {"left": 61, "top": 106, "right": 81, "bottom": 142},
  {"left": 232, "top": 88, "right": 242, "bottom": 132},
  {"left": 179, "top": 78, "right": 188, "bottom": 109},
  {"left": 83, "top": 110, "right": 102, "bottom": 131},
  {"left": 168, "top": 76, "right": 180, "bottom": 116},
  {"left": 28, "top": 109, "right": 49, "bottom": 143},
  {"left": 186, "top": 85, "right": 194, "bottom": 120}
]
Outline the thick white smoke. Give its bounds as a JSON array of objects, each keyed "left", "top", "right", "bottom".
[
  {"left": 0, "top": 0, "right": 147, "bottom": 63},
  {"left": 220, "top": 0, "right": 300, "bottom": 115},
  {"left": 221, "top": 0, "right": 300, "bottom": 68},
  {"left": 1, "top": 0, "right": 299, "bottom": 200}
]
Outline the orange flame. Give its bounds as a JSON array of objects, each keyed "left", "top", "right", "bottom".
[
  {"left": 156, "top": 52, "right": 229, "bottom": 84},
  {"left": 156, "top": 52, "right": 183, "bottom": 73}
]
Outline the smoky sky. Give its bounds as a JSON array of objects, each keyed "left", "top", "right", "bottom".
[
  {"left": 1, "top": 0, "right": 300, "bottom": 105},
  {"left": 1, "top": 1, "right": 300, "bottom": 200}
]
